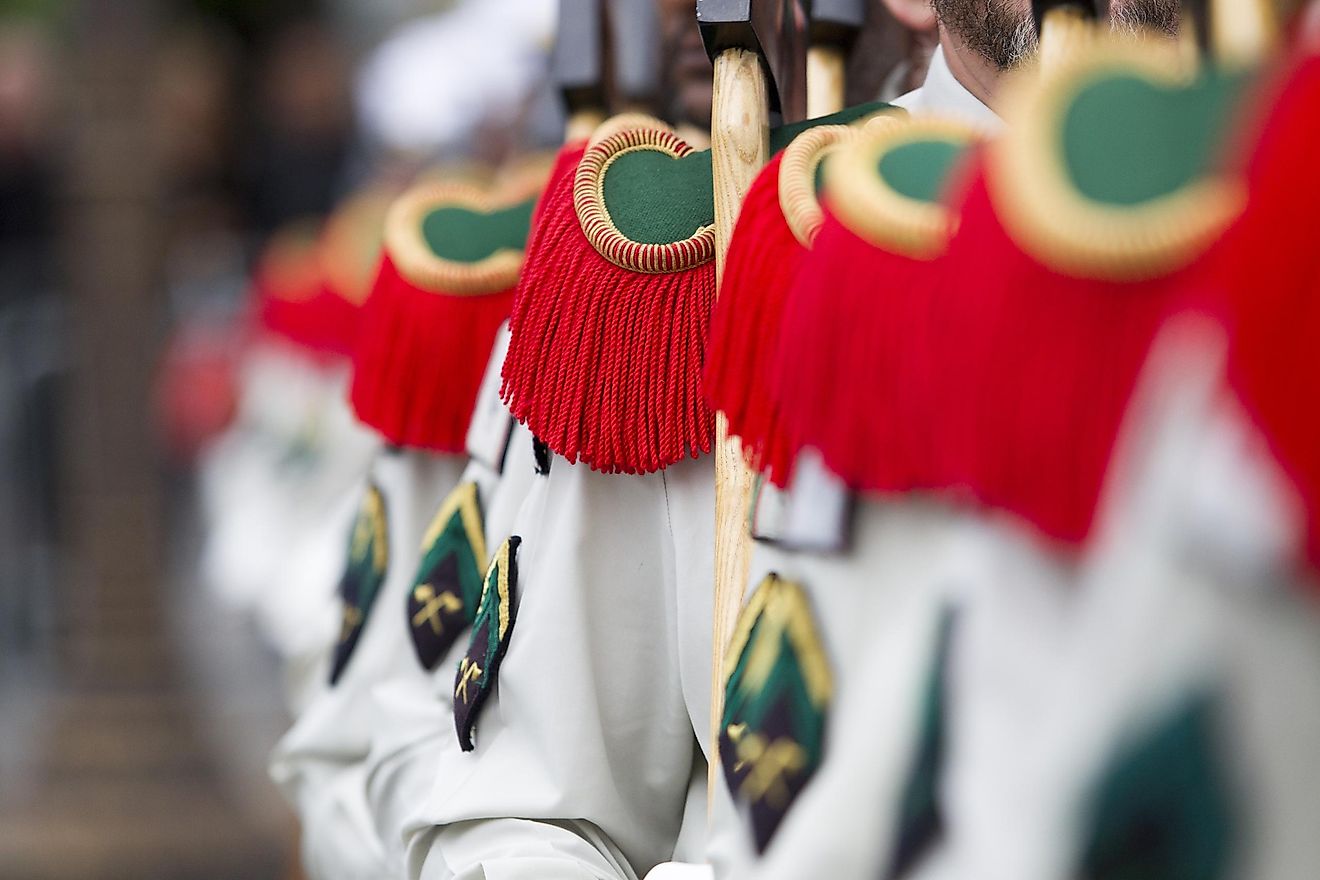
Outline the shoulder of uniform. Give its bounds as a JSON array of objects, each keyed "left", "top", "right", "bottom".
[
  {"left": 572, "top": 102, "right": 905, "bottom": 272},
  {"left": 825, "top": 114, "right": 982, "bottom": 258},
  {"left": 383, "top": 180, "right": 535, "bottom": 296},
  {"left": 989, "top": 40, "right": 1252, "bottom": 280}
]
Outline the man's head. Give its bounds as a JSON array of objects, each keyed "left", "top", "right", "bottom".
[{"left": 920, "top": 0, "right": 1180, "bottom": 71}]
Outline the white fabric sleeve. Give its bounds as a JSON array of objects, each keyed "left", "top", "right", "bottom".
[
  {"left": 200, "top": 354, "right": 375, "bottom": 628},
  {"left": 363, "top": 423, "right": 540, "bottom": 864},
  {"left": 412, "top": 818, "right": 633, "bottom": 880},
  {"left": 407, "top": 458, "right": 703, "bottom": 879},
  {"left": 263, "top": 482, "right": 360, "bottom": 715},
  {"left": 270, "top": 450, "right": 465, "bottom": 880},
  {"left": 643, "top": 865, "right": 715, "bottom": 880},
  {"left": 726, "top": 504, "right": 1007, "bottom": 880}
]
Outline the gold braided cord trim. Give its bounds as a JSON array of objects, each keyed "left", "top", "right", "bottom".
[
  {"left": 724, "top": 578, "right": 773, "bottom": 691},
  {"left": 574, "top": 127, "right": 716, "bottom": 274},
  {"left": 826, "top": 116, "right": 979, "bottom": 260},
  {"left": 729, "top": 575, "right": 833, "bottom": 709},
  {"left": 588, "top": 112, "right": 673, "bottom": 149},
  {"left": 778, "top": 112, "right": 907, "bottom": 249},
  {"left": 416, "top": 161, "right": 496, "bottom": 188},
  {"left": 990, "top": 42, "right": 1246, "bottom": 282},
  {"left": 779, "top": 125, "right": 863, "bottom": 248},
  {"left": 352, "top": 484, "right": 389, "bottom": 575},
  {"left": 419, "top": 481, "right": 489, "bottom": 574},
  {"left": 488, "top": 538, "right": 514, "bottom": 640},
  {"left": 384, "top": 181, "right": 525, "bottom": 296}
]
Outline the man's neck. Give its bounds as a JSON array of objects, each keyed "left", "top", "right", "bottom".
[{"left": 937, "top": 27, "right": 1003, "bottom": 113}]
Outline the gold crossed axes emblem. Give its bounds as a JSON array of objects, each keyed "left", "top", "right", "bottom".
[
  {"left": 728, "top": 723, "right": 808, "bottom": 809},
  {"left": 456, "top": 657, "right": 483, "bottom": 703},
  {"left": 338, "top": 605, "right": 363, "bottom": 644},
  {"left": 412, "top": 585, "right": 463, "bottom": 635}
]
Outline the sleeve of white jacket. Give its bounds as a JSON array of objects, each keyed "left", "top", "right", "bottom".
[
  {"left": 363, "top": 423, "right": 540, "bottom": 863},
  {"left": 405, "top": 458, "right": 703, "bottom": 880},
  {"left": 270, "top": 451, "right": 466, "bottom": 880}
]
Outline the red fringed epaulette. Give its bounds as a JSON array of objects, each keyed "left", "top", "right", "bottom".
[
  {"left": 705, "top": 124, "right": 876, "bottom": 488},
  {"left": 931, "top": 50, "right": 1250, "bottom": 545},
  {"left": 350, "top": 178, "right": 538, "bottom": 453},
  {"left": 254, "top": 220, "right": 360, "bottom": 360},
  {"left": 780, "top": 47, "right": 1251, "bottom": 547},
  {"left": 501, "top": 123, "right": 717, "bottom": 474},
  {"left": 775, "top": 117, "right": 979, "bottom": 501},
  {"left": 1223, "top": 55, "right": 1320, "bottom": 570},
  {"left": 319, "top": 188, "right": 395, "bottom": 307},
  {"left": 704, "top": 151, "right": 798, "bottom": 486},
  {"left": 928, "top": 162, "right": 1226, "bottom": 545}
]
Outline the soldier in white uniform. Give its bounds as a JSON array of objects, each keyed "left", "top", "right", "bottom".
[
  {"left": 401, "top": 117, "right": 720, "bottom": 880},
  {"left": 362, "top": 325, "right": 541, "bottom": 873},
  {"left": 742, "top": 13, "right": 1287, "bottom": 880},
  {"left": 702, "top": 4, "right": 1007, "bottom": 860},
  {"left": 200, "top": 225, "right": 378, "bottom": 714},
  {"left": 271, "top": 175, "right": 538, "bottom": 879}
]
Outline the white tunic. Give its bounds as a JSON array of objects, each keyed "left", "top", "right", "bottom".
[
  {"left": 363, "top": 419, "right": 540, "bottom": 870},
  {"left": 404, "top": 453, "right": 716, "bottom": 880},
  {"left": 710, "top": 47, "right": 1008, "bottom": 875},
  {"left": 747, "top": 320, "right": 1320, "bottom": 880},
  {"left": 270, "top": 448, "right": 467, "bottom": 880}
]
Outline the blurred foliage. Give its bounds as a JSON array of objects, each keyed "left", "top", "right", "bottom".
[{"left": 0, "top": 0, "right": 66, "bottom": 22}]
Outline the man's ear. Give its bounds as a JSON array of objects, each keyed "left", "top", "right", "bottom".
[{"left": 881, "top": 0, "right": 938, "bottom": 32}]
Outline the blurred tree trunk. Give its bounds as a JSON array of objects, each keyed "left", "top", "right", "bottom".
[{"left": 59, "top": 0, "right": 166, "bottom": 677}]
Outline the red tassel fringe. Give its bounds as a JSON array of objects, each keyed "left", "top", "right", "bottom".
[
  {"left": 703, "top": 153, "right": 803, "bottom": 488},
  {"left": 1224, "top": 55, "right": 1320, "bottom": 570},
  {"left": 251, "top": 231, "right": 362, "bottom": 360},
  {"left": 935, "top": 171, "right": 1217, "bottom": 544},
  {"left": 501, "top": 143, "right": 718, "bottom": 474},
  {"left": 775, "top": 204, "right": 950, "bottom": 502},
  {"left": 257, "top": 285, "right": 360, "bottom": 360},
  {"left": 779, "top": 159, "right": 1219, "bottom": 546},
  {"left": 350, "top": 255, "right": 514, "bottom": 453}
]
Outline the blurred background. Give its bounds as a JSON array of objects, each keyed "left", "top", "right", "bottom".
[{"left": 0, "top": 0, "right": 564, "bottom": 876}]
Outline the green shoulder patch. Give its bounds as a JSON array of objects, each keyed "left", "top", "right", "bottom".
[
  {"left": 329, "top": 483, "right": 390, "bottom": 685},
  {"left": 454, "top": 535, "right": 521, "bottom": 752},
  {"left": 1078, "top": 690, "right": 1236, "bottom": 880},
  {"left": 719, "top": 574, "right": 833, "bottom": 852},
  {"left": 991, "top": 44, "right": 1251, "bottom": 280},
  {"left": 384, "top": 181, "right": 535, "bottom": 295},
  {"left": 407, "top": 482, "right": 488, "bottom": 671},
  {"left": 573, "top": 102, "right": 894, "bottom": 273},
  {"left": 883, "top": 607, "right": 956, "bottom": 880},
  {"left": 826, "top": 116, "right": 979, "bottom": 260}
]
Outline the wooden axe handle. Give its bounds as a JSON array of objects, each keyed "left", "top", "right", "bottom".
[
  {"left": 807, "top": 45, "right": 847, "bottom": 117},
  {"left": 1032, "top": 0, "right": 1100, "bottom": 73},
  {"left": 1030, "top": 0, "right": 1101, "bottom": 35},
  {"left": 1211, "top": 0, "right": 1277, "bottom": 67},
  {"left": 807, "top": 0, "right": 865, "bottom": 116},
  {"left": 700, "top": 0, "right": 807, "bottom": 812},
  {"left": 709, "top": 47, "right": 770, "bottom": 799}
]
